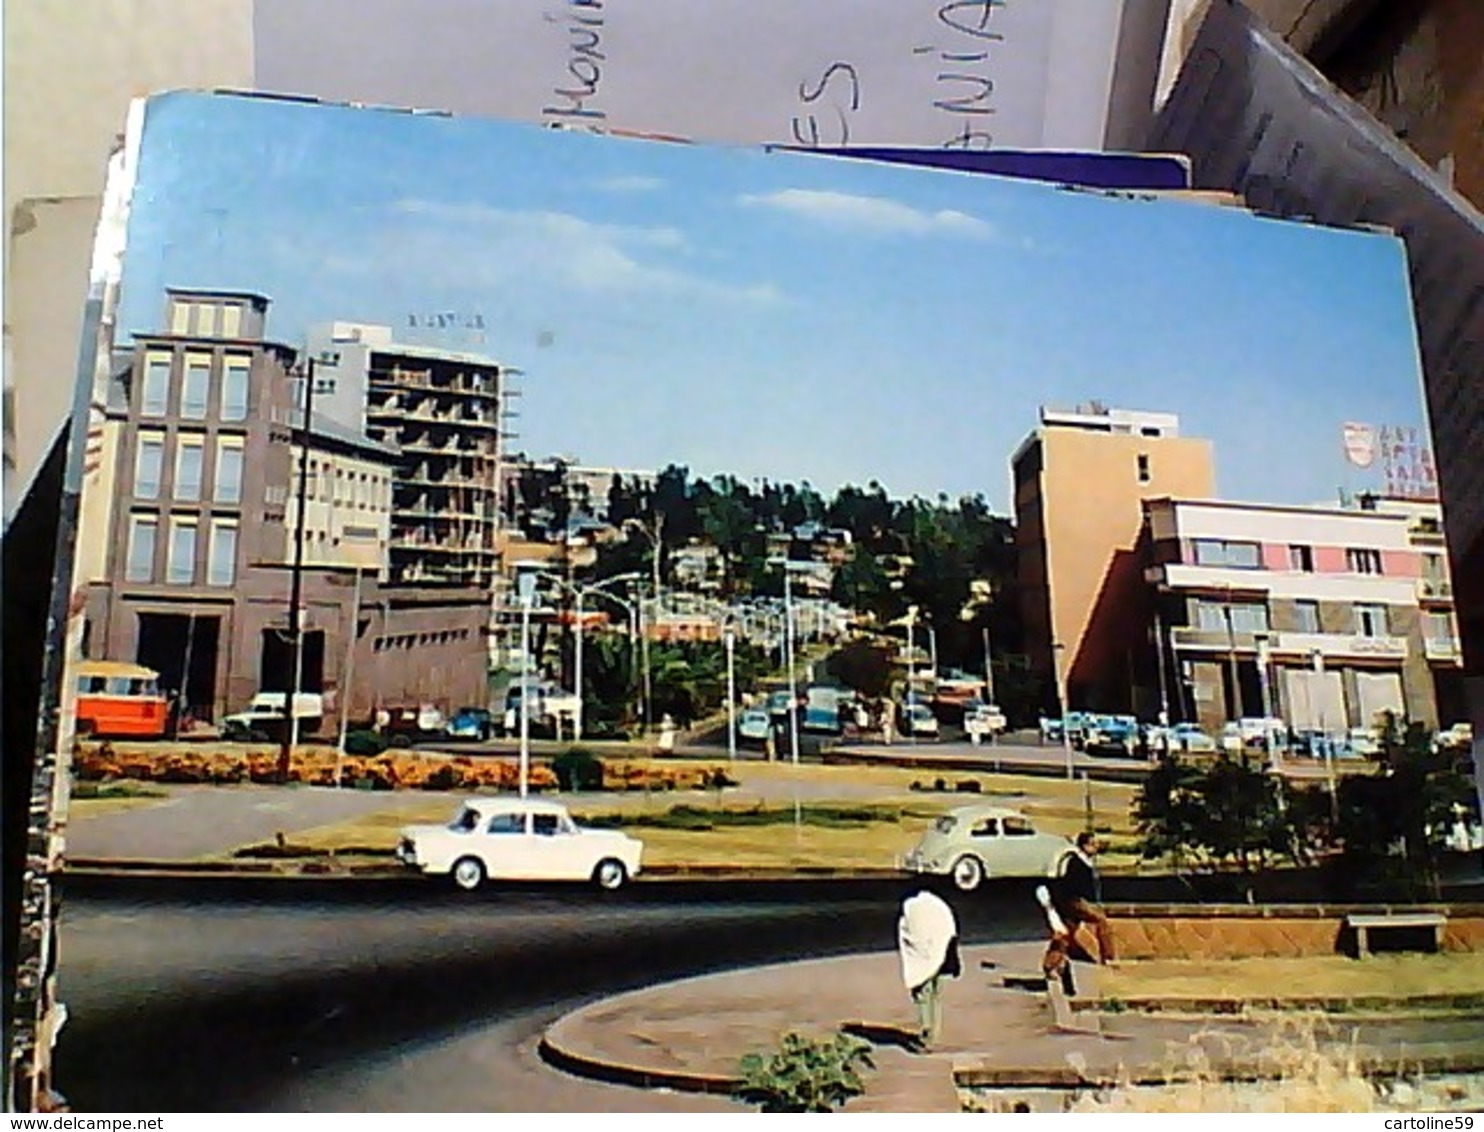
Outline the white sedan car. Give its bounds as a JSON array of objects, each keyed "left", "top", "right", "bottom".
[
  {"left": 901, "top": 805, "right": 1073, "bottom": 892},
  {"left": 397, "top": 798, "right": 644, "bottom": 892}
]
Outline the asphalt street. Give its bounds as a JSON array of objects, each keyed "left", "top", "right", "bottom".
[{"left": 54, "top": 877, "right": 1047, "bottom": 1112}]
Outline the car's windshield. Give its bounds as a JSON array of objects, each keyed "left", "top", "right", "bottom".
[
  {"left": 449, "top": 808, "right": 479, "bottom": 832},
  {"left": 932, "top": 815, "right": 957, "bottom": 835}
]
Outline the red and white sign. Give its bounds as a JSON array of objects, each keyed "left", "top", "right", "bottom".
[{"left": 1342, "top": 421, "right": 1377, "bottom": 468}]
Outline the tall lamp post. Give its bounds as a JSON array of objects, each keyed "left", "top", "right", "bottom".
[
  {"left": 1054, "top": 641, "right": 1074, "bottom": 780},
  {"left": 769, "top": 558, "right": 808, "bottom": 765},
  {"left": 514, "top": 566, "right": 539, "bottom": 798},
  {"left": 724, "top": 621, "right": 737, "bottom": 762},
  {"left": 905, "top": 605, "right": 919, "bottom": 747},
  {"left": 277, "top": 349, "right": 339, "bottom": 780}
]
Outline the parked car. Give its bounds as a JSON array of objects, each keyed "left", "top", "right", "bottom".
[
  {"left": 382, "top": 702, "right": 448, "bottom": 747},
  {"left": 221, "top": 691, "right": 325, "bottom": 741},
  {"left": 1038, "top": 715, "right": 1064, "bottom": 744},
  {"left": 737, "top": 708, "right": 772, "bottom": 745},
  {"left": 765, "top": 690, "right": 797, "bottom": 719},
  {"left": 1084, "top": 715, "right": 1140, "bottom": 757},
  {"left": 901, "top": 805, "right": 1072, "bottom": 892},
  {"left": 397, "top": 798, "right": 644, "bottom": 892},
  {"left": 963, "top": 701, "right": 1008, "bottom": 738},
  {"left": 1344, "top": 727, "right": 1382, "bottom": 759},
  {"left": 803, "top": 687, "right": 844, "bottom": 735},
  {"left": 899, "top": 702, "right": 940, "bottom": 739},
  {"left": 1434, "top": 722, "right": 1474, "bottom": 752},
  {"left": 1166, "top": 723, "right": 1218, "bottom": 754},
  {"left": 445, "top": 706, "right": 494, "bottom": 742}
]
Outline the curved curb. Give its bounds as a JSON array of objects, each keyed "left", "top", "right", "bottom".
[{"left": 537, "top": 1030, "right": 741, "bottom": 1096}]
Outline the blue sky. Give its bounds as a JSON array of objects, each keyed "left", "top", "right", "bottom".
[{"left": 115, "top": 92, "right": 1429, "bottom": 512}]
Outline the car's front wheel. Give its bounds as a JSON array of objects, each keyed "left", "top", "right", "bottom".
[
  {"left": 593, "top": 858, "right": 628, "bottom": 891},
  {"left": 950, "top": 855, "right": 985, "bottom": 892},
  {"left": 451, "top": 856, "right": 486, "bottom": 892}
]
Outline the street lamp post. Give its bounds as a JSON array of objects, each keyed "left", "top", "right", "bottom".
[
  {"left": 982, "top": 625, "right": 996, "bottom": 705},
  {"left": 906, "top": 606, "right": 918, "bottom": 748},
  {"left": 516, "top": 568, "right": 537, "bottom": 798},
  {"left": 1054, "top": 641, "right": 1074, "bottom": 780},
  {"left": 725, "top": 626, "right": 737, "bottom": 762}
]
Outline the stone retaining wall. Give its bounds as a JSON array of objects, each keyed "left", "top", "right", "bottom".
[{"left": 1108, "top": 904, "right": 1484, "bottom": 960}]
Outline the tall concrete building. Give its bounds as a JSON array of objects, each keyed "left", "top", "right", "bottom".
[
  {"left": 1142, "top": 495, "right": 1458, "bottom": 733},
  {"left": 305, "top": 322, "right": 511, "bottom": 590},
  {"left": 1011, "top": 404, "right": 1215, "bottom": 713},
  {"left": 83, "top": 291, "right": 490, "bottom": 724}
]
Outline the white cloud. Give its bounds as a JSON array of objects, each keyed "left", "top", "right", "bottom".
[
  {"left": 593, "top": 174, "right": 665, "bottom": 192},
  {"left": 329, "top": 199, "right": 780, "bottom": 306},
  {"left": 737, "top": 188, "right": 994, "bottom": 239}
]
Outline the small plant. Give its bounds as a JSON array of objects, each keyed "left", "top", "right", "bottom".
[
  {"left": 343, "top": 730, "right": 387, "bottom": 756},
  {"left": 735, "top": 1031, "right": 874, "bottom": 1113},
  {"left": 552, "top": 747, "right": 604, "bottom": 792}
]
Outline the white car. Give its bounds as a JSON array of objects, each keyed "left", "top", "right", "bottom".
[
  {"left": 964, "top": 702, "right": 1008, "bottom": 737},
  {"left": 900, "top": 702, "right": 940, "bottom": 738},
  {"left": 901, "top": 805, "right": 1073, "bottom": 892},
  {"left": 397, "top": 798, "right": 644, "bottom": 892}
]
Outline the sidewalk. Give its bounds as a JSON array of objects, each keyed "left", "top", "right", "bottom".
[{"left": 540, "top": 942, "right": 1484, "bottom": 1113}]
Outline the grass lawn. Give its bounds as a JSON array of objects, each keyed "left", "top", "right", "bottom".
[
  {"left": 223, "top": 760, "right": 1145, "bottom": 871},
  {"left": 67, "top": 780, "right": 169, "bottom": 817},
  {"left": 1101, "top": 952, "right": 1484, "bottom": 1003}
]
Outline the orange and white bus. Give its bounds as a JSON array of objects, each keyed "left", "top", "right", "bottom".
[{"left": 74, "top": 660, "right": 170, "bottom": 739}]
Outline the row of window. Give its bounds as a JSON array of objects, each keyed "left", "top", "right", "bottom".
[
  {"left": 1191, "top": 600, "right": 1454, "bottom": 640},
  {"left": 301, "top": 456, "right": 392, "bottom": 511},
  {"left": 140, "top": 351, "right": 251, "bottom": 422},
  {"left": 134, "top": 431, "right": 244, "bottom": 504},
  {"left": 372, "top": 628, "right": 473, "bottom": 652},
  {"left": 126, "top": 512, "right": 238, "bottom": 587},
  {"left": 170, "top": 299, "right": 248, "bottom": 339},
  {"left": 1190, "top": 538, "right": 1386, "bottom": 576}
]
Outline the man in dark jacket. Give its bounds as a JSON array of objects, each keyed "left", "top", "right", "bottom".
[{"left": 1056, "top": 831, "right": 1114, "bottom": 962}]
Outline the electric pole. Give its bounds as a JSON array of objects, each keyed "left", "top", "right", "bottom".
[{"left": 278, "top": 356, "right": 315, "bottom": 781}]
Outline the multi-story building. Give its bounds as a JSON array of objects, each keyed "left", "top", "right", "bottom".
[
  {"left": 305, "top": 322, "right": 510, "bottom": 589},
  {"left": 1011, "top": 404, "right": 1215, "bottom": 713},
  {"left": 83, "top": 291, "right": 489, "bottom": 725},
  {"left": 1141, "top": 495, "right": 1455, "bottom": 732}
]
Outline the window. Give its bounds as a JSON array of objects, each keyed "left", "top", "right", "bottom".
[
  {"left": 1355, "top": 603, "right": 1388, "bottom": 637},
  {"left": 1194, "top": 601, "right": 1227, "bottom": 632},
  {"left": 174, "top": 436, "right": 204, "bottom": 501},
  {"left": 169, "top": 300, "right": 192, "bottom": 335},
  {"left": 141, "top": 354, "right": 171, "bottom": 416},
  {"left": 532, "top": 813, "right": 563, "bottom": 836},
  {"left": 1288, "top": 544, "right": 1314, "bottom": 572},
  {"left": 222, "top": 356, "right": 250, "bottom": 421},
  {"left": 219, "top": 304, "right": 242, "bottom": 338},
  {"left": 1136, "top": 453, "right": 1151, "bottom": 484},
  {"left": 485, "top": 812, "right": 525, "bottom": 835},
  {"left": 125, "top": 515, "right": 157, "bottom": 582},
  {"left": 1002, "top": 816, "right": 1037, "bottom": 838},
  {"left": 167, "top": 517, "right": 197, "bottom": 584},
  {"left": 181, "top": 355, "right": 211, "bottom": 419},
  {"left": 449, "top": 808, "right": 478, "bottom": 833},
  {"left": 1294, "top": 600, "right": 1321, "bottom": 633},
  {"left": 207, "top": 521, "right": 237, "bottom": 586},
  {"left": 1423, "top": 612, "right": 1453, "bottom": 643},
  {"left": 134, "top": 434, "right": 164, "bottom": 499},
  {"left": 1347, "top": 548, "right": 1384, "bottom": 575},
  {"left": 1192, "top": 539, "right": 1262, "bottom": 569},
  {"left": 1228, "top": 603, "right": 1270, "bottom": 634},
  {"left": 969, "top": 818, "right": 1000, "bottom": 838},
  {"left": 214, "top": 439, "right": 244, "bottom": 504}
]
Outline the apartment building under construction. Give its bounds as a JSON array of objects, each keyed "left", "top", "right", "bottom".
[{"left": 306, "top": 322, "right": 514, "bottom": 589}]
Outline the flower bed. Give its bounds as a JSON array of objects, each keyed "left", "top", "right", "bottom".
[{"left": 72, "top": 742, "right": 730, "bottom": 794}]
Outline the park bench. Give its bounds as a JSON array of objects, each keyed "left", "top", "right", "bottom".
[{"left": 1345, "top": 911, "right": 1447, "bottom": 957}]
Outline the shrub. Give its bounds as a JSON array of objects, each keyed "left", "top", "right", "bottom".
[
  {"left": 552, "top": 748, "right": 605, "bottom": 792},
  {"left": 345, "top": 730, "right": 387, "bottom": 756},
  {"left": 735, "top": 1031, "right": 874, "bottom": 1113}
]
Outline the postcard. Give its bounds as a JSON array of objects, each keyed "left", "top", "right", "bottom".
[{"left": 27, "top": 90, "right": 1478, "bottom": 1115}]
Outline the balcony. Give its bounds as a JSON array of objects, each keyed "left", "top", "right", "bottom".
[
  {"left": 1424, "top": 637, "right": 1462, "bottom": 663},
  {"left": 1167, "top": 627, "right": 1409, "bottom": 662},
  {"left": 1417, "top": 577, "right": 1453, "bottom": 602},
  {"left": 1271, "top": 632, "right": 1408, "bottom": 661}
]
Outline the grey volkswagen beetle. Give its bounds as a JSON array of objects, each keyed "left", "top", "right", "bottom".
[{"left": 900, "top": 804, "right": 1073, "bottom": 893}]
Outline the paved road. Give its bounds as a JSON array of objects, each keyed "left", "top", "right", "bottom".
[{"left": 54, "top": 878, "right": 1045, "bottom": 1112}]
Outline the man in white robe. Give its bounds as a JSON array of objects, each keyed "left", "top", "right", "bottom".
[{"left": 897, "top": 878, "right": 960, "bottom": 1050}]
